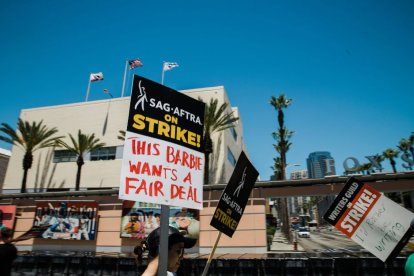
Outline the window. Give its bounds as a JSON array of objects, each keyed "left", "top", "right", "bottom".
[
  {"left": 227, "top": 147, "right": 236, "bottom": 166},
  {"left": 90, "top": 147, "right": 116, "bottom": 161},
  {"left": 230, "top": 127, "right": 237, "bottom": 141},
  {"left": 53, "top": 150, "right": 77, "bottom": 163}
]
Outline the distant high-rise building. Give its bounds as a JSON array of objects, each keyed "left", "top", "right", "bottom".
[
  {"left": 290, "top": 169, "right": 308, "bottom": 180},
  {"left": 306, "top": 151, "right": 336, "bottom": 178}
]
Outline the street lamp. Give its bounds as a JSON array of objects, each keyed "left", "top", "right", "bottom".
[{"left": 285, "top": 164, "right": 301, "bottom": 180}]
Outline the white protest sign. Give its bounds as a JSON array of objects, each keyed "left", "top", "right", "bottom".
[
  {"left": 324, "top": 177, "right": 414, "bottom": 262},
  {"left": 119, "top": 76, "right": 205, "bottom": 210}
]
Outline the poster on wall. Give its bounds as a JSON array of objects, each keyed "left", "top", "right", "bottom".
[
  {"left": 119, "top": 75, "right": 205, "bottom": 210},
  {"left": 323, "top": 177, "right": 414, "bottom": 262},
  {"left": 120, "top": 200, "right": 200, "bottom": 240},
  {"left": 0, "top": 205, "right": 17, "bottom": 230},
  {"left": 33, "top": 201, "right": 99, "bottom": 240}
]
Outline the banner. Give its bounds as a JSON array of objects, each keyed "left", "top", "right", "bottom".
[
  {"left": 0, "top": 205, "right": 17, "bottom": 230},
  {"left": 323, "top": 177, "right": 414, "bottom": 262},
  {"left": 210, "top": 151, "right": 259, "bottom": 237},
  {"left": 33, "top": 201, "right": 99, "bottom": 240},
  {"left": 120, "top": 200, "right": 200, "bottom": 240},
  {"left": 119, "top": 75, "right": 205, "bottom": 209}
]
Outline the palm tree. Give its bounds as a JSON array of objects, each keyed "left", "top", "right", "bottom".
[
  {"left": 117, "top": 130, "right": 126, "bottom": 141},
  {"left": 398, "top": 138, "right": 413, "bottom": 170},
  {"left": 409, "top": 132, "right": 414, "bottom": 160},
  {"left": 270, "top": 157, "right": 283, "bottom": 180},
  {"left": 58, "top": 130, "right": 105, "bottom": 191},
  {"left": 383, "top": 148, "right": 400, "bottom": 173},
  {"left": 270, "top": 94, "right": 292, "bottom": 179},
  {"left": 0, "top": 119, "right": 62, "bottom": 193},
  {"left": 358, "top": 163, "right": 373, "bottom": 175},
  {"left": 372, "top": 154, "right": 385, "bottom": 172},
  {"left": 202, "top": 98, "right": 239, "bottom": 184}
]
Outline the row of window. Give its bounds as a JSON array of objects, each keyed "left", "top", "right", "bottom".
[{"left": 53, "top": 147, "right": 118, "bottom": 163}]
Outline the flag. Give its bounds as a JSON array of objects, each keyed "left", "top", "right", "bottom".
[
  {"left": 163, "top": 62, "right": 179, "bottom": 71},
  {"left": 129, "top": 59, "right": 143, "bottom": 70},
  {"left": 90, "top": 72, "right": 104, "bottom": 82}
]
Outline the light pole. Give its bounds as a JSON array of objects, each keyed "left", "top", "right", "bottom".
[{"left": 284, "top": 163, "right": 301, "bottom": 180}]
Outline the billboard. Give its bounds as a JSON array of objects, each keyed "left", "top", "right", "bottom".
[
  {"left": 324, "top": 177, "right": 414, "bottom": 262},
  {"left": 0, "top": 205, "right": 17, "bottom": 230},
  {"left": 119, "top": 75, "right": 205, "bottom": 209},
  {"left": 120, "top": 200, "right": 199, "bottom": 240},
  {"left": 33, "top": 201, "right": 99, "bottom": 240}
]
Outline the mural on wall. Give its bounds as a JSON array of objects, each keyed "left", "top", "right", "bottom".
[
  {"left": 33, "top": 201, "right": 98, "bottom": 240},
  {"left": 120, "top": 200, "right": 199, "bottom": 240},
  {"left": 0, "top": 205, "right": 17, "bottom": 230}
]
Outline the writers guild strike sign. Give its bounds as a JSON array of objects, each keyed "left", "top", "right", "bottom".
[
  {"left": 119, "top": 75, "right": 205, "bottom": 210},
  {"left": 323, "top": 177, "right": 414, "bottom": 262},
  {"left": 210, "top": 151, "right": 259, "bottom": 237}
]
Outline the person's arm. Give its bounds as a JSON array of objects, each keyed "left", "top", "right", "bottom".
[{"left": 142, "top": 257, "right": 159, "bottom": 276}]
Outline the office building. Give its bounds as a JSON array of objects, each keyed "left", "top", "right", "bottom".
[{"left": 306, "top": 151, "right": 336, "bottom": 179}]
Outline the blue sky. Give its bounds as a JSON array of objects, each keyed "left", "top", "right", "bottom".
[{"left": 1, "top": 1, "right": 413, "bottom": 180}]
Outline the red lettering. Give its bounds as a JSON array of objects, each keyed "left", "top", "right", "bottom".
[
  {"left": 125, "top": 177, "right": 138, "bottom": 194},
  {"left": 125, "top": 178, "right": 164, "bottom": 197},
  {"left": 171, "top": 184, "right": 185, "bottom": 200},
  {"left": 183, "top": 172, "right": 192, "bottom": 184}
]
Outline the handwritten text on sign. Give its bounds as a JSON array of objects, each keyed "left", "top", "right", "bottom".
[
  {"left": 120, "top": 134, "right": 203, "bottom": 209},
  {"left": 324, "top": 177, "right": 414, "bottom": 262}
]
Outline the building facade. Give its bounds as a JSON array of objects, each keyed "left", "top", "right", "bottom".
[
  {"left": 1, "top": 86, "right": 268, "bottom": 254},
  {"left": 0, "top": 148, "right": 11, "bottom": 190}
]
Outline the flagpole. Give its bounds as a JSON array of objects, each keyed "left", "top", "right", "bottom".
[
  {"left": 121, "top": 59, "right": 128, "bottom": 97},
  {"left": 85, "top": 74, "right": 91, "bottom": 102},
  {"left": 161, "top": 62, "right": 165, "bottom": 85}
]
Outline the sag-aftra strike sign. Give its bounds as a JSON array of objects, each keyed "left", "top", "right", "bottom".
[
  {"left": 324, "top": 177, "right": 414, "bottom": 262},
  {"left": 210, "top": 151, "right": 259, "bottom": 237},
  {"left": 119, "top": 76, "right": 205, "bottom": 210}
]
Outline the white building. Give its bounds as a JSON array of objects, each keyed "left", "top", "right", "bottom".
[{"left": 3, "top": 86, "right": 248, "bottom": 192}]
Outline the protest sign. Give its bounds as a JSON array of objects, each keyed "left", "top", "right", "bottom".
[
  {"left": 210, "top": 151, "right": 259, "bottom": 237},
  {"left": 323, "top": 177, "right": 414, "bottom": 262},
  {"left": 119, "top": 76, "right": 205, "bottom": 210}
]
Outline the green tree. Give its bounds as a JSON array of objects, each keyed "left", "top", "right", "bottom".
[
  {"left": 58, "top": 130, "right": 105, "bottom": 191},
  {"left": 270, "top": 94, "right": 293, "bottom": 240},
  {"left": 398, "top": 138, "right": 413, "bottom": 170},
  {"left": 201, "top": 98, "right": 239, "bottom": 184},
  {"left": 383, "top": 148, "right": 400, "bottom": 173},
  {"left": 270, "top": 94, "right": 292, "bottom": 179},
  {"left": 270, "top": 157, "right": 283, "bottom": 180},
  {"left": 409, "top": 132, "right": 414, "bottom": 160},
  {"left": 357, "top": 163, "right": 373, "bottom": 175},
  {"left": 0, "top": 119, "right": 62, "bottom": 193},
  {"left": 372, "top": 154, "right": 385, "bottom": 172}
]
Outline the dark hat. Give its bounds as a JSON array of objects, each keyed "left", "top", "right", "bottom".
[{"left": 146, "top": 226, "right": 197, "bottom": 257}]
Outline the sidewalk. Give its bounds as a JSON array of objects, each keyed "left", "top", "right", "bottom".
[{"left": 269, "top": 229, "right": 305, "bottom": 252}]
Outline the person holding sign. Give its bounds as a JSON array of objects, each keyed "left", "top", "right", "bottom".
[
  {"left": 134, "top": 226, "right": 197, "bottom": 276},
  {"left": 0, "top": 227, "right": 18, "bottom": 276}
]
